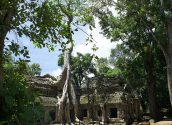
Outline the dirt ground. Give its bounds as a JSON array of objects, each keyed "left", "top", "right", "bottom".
[
  {"left": 154, "top": 121, "right": 172, "bottom": 125},
  {"left": 138, "top": 120, "right": 172, "bottom": 125}
]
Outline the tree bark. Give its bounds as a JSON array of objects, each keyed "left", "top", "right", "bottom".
[
  {"left": 144, "top": 46, "right": 158, "bottom": 120},
  {"left": 68, "top": 80, "right": 80, "bottom": 122},
  {"left": 0, "top": 32, "right": 7, "bottom": 82},
  {"left": 55, "top": 43, "right": 81, "bottom": 124},
  {"left": 54, "top": 2, "right": 83, "bottom": 123},
  {"left": 167, "top": 61, "right": 172, "bottom": 105},
  {"left": 55, "top": 44, "right": 72, "bottom": 124},
  {"left": 101, "top": 104, "right": 108, "bottom": 124},
  {"left": 165, "top": 21, "right": 172, "bottom": 106},
  {"left": 0, "top": 37, "right": 5, "bottom": 82},
  {"left": 54, "top": 11, "right": 81, "bottom": 123},
  {"left": 0, "top": 10, "right": 14, "bottom": 82}
]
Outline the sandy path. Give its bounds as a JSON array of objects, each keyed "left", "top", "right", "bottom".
[{"left": 155, "top": 121, "right": 172, "bottom": 125}]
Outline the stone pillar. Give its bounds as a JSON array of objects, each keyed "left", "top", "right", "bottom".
[
  {"left": 93, "top": 106, "right": 99, "bottom": 120},
  {"left": 118, "top": 106, "right": 125, "bottom": 119},
  {"left": 88, "top": 107, "right": 91, "bottom": 120},
  {"left": 44, "top": 110, "right": 50, "bottom": 123},
  {"left": 100, "top": 103, "right": 108, "bottom": 124},
  {"left": 134, "top": 99, "right": 140, "bottom": 120}
]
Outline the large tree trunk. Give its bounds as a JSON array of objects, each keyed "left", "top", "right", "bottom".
[
  {"left": 158, "top": 20, "right": 172, "bottom": 106},
  {"left": 68, "top": 80, "right": 80, "bottom": 122},
  {"left": 55, "top": 43, "right": 73, "bottom": 124},
  {"left": 0, "top": 36, "right": 5, "bottom": 82},
  {"left": 101, "top": 103, "right": 108, "bottom": 124},
  {"left": 55, "top": 43, "right": 80, "bottom": 124},
  {"left": 0, "top": 29, "right": 8, "bottom": 82},
  {"left": 0, "top": 11, "right": 14, "bottom": 82},
  {"left": 165, "top": 21, "right": 172, "bottom": 106},
  {"left": 167, "top": 61, "right": 172, "bottom": 105},
  {"left": 144, "top": 46, "right": 158, "bottom": 120},
  {"left": 54, "top": 7, "right": 81, "bottom": 123}
]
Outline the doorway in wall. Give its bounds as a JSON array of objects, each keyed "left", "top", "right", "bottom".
[
  {"left": 49, "top": 110, "right": 56, "bottom": 121},
  {"left": 110, "top": 108, "right": 117, "bottom": 118},
  {"left": 82, "top": 109, "right": 87, "bottom": 117},
  {"left": 98, "top": 108, "right": 102, "bottom": 117}
]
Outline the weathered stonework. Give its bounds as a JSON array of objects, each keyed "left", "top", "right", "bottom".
[
  {"left": 79, "top": 77, "right": 140, "bottom": 124},
  {"left": 28, "top": 75, "right": 140, "bottom": 124}
]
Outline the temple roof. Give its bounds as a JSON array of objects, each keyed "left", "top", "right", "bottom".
[
  {"left": 27, "top": 75, "right": 138, "bottom": 105},
  {"left": 81, "top": 76, "right": 130, "bottom": 92},
  {"left": 27, "top": 74, "right": 69, "bottom": 91},
  {"left": 80, "top": 76, "right": 138, "bottom": 104},
  {"left": 36, "top": 96, "right": 58, "bottom": 107},
  {"left": 26, "top": 75, "right": 61, "bottom": 97}
]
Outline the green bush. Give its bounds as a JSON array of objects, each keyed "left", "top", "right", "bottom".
[{"left": 0, "top": 70, "right": 44, "bottom": 125}]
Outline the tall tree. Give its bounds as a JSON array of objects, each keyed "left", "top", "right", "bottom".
[
  {"left": 93, "top": 0, "right": 172, "bottom": 106},
  {"left": 0, "top": 0, "right": 66, "bottom": 82},
  {"left": 58, "top": 53, "right": 96, "bottom": 121},
  {"left": 50, "top": 0, "right": 94, "bottom": 124},
  {"left": 110, "top": 43, "right": 170, "bottom": 118},
  {"left": 93, "top": 0, "right": 172, "bottom": 119},
  {"left": 158, "top": 0, "right": 172, "bottom": 106}
]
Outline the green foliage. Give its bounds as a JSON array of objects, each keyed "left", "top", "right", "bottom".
[
  {"left": 0, "top": 53, "right": 44, "bottom": 124},
  {"left": 1, "top": 0, "right": 63, "bottom": 49},
  {"left": 106, "top": 68, "right": 121, "bottom": 77},
  {"left": 95, "top": 57, "right": 109, "bottom": 75},
  {"left": 3, "top": 52, "right": 42, "bottom": 76},
  {"left": 1, "top": 0, "right": 95, "bottom": 59},
  {"left": 30, "top": 63, "right": 42, "bottom": 76},
  {"left": 4, "top": 59, "right": 42, "bottom": 77},
  {"left": 58, "top": 53, "right": 96, "bottom": 86},
  {"left": 58, "top": 54, "right": 64, "bottom": 67},
  {"left": 94, "top": 57, "right": 121, "bottom": 77},
  {"left": 109, "top": 44, "right": 148, "bottom": 110},
  {"left": 0, "top": 121, "right": 8, "bottom": 125},
  {"left": 15, "top": 62, "right": 42, "bottom": 76},
  {"left": 71, "top": 53, "right": 97, "bottom": 86},
  {"left": 0, "top": 69, "right": 44, "bottom": 125},
  {"left": 59, "top": 52, "right": 121, "bottom": 85},
  {"left": 95, "top": 0, "right": 172, "bottom": 111},
  {"left": 71, "top": 53, "right": 96, "bottom": 74},
  {"left": 109, "top": 44, "right": 171, "bottom": 110}
]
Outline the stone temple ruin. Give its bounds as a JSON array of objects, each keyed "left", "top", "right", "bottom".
[{"left": 27, "top": 75, "right": 140, "bottom": 124}]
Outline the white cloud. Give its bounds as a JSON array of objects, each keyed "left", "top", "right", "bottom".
[
  {"left": 51, "top": 68, "right": 62, "bottom": 77},
  {"left": 73, "top": 18, "right": 117, "bottom": 58}
]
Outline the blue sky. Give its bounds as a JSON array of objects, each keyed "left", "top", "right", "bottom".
[{"left": 6, "top": 18, "right": 117, "bottom": 76}]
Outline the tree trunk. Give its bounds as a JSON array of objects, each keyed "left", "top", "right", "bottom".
[
  {"left": 54, "top": 20, "right": 81, "bottom": 124},
  {"left": 54, "top": 3, "right": 82, "bottom": 123},
  {"left": 166, "top": 61, "right": 172, "bottom": 105},
  {"left": 56, "top": 44, "right": 72, "bottom": 124},
  {"left": 0, "top": 33, "right": 7, "bottom": 82},
  {"left": 101, "top": 104, "right": 108, "bottom": 124},
  {"left": 165, "top": 21, "right": 172, "bottom": 106},
  {"left": 0, "top": 11, "right": 14, "bottom": 82},
  {"left": 68, "top": 81, "right": 80, "bottom": 122},
  {"left": 0, "top": 37, "right": 4, "bottom": 82},
  {"left": 144, "top": 46, "right": 158, "bottom": 120},
  {"left": 55, "top": 43, "right": 81, "bottom": 124}
]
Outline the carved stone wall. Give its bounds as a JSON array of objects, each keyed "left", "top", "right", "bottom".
[{"left": 27, "top": 75, "right": 140, "bottom": 124}]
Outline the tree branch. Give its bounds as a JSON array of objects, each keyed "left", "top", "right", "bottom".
[
  {"left": 140, "top": 17, "right": 168, "bottom": 61},
  {"left": 72, "top": 23, "right": 98, "bottom": 43}
]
